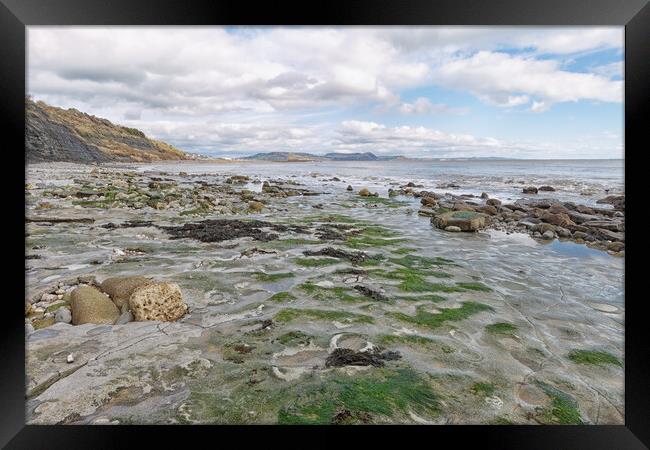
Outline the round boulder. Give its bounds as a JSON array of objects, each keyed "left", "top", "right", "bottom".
[
  {"left": 129, "top": 282, "right": 188, "bottom": 322},
  {"left": 70, "top": 286, "right": 120, "bottom": 325},
  {"left": 248, "top": 201, "right": 264, "bottom": 212},
  {"left": 100, "top": 276, "right": 151, "bottom": 309},
  {"left": 420, "top": 196, "right": 437, "bottom": 208},
  {"left": 55, "top": 307, "right": 72, "bottom": 324},
  {"left": 358, "top": 188, "right": 370, "bottom": 197},
  {"left": 523, "top": 186, "right": 538, "bottom": 194}
]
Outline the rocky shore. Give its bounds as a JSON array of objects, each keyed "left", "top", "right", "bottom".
[
  {"left": 25, "top": 163, "right": 624, "bottom": 425},
  {"left": 401, "top": 185, "right": 624, "bottom": 255}
]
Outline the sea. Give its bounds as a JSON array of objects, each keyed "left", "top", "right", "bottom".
[{"left": 143, "top": 158, "right": 624, "bottom": 207}]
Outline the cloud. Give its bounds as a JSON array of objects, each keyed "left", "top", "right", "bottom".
[
  {"left": 26, "top": 26, "right": 623, "bottom": 158},
  {"left": 592, "top": 61, "right": 624, "bottom": 79},
  {"left": 434, "top": 51, "right": 623, "bottom": 109},
  {"left": 397, "top": 97, "right": 460, "bottom": 115}
]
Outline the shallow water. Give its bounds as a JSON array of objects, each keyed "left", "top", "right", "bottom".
[
  {"left": 143, "top": 159, "right": 624, "bottom": 206},
  {"left": 25, "top": 161, "right": 625, "bottom": 425}
]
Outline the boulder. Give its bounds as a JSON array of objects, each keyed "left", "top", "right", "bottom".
[
  {"left": 70, "top": 286, "right": 120, "bottom": 325},
  {"left": 445, "top": 226, "right": 462, "bottom": 232},
  {"left": 452, "top": 202, "right": 476, "bottom": 212},
  {"left": 532, "top": 223, "right": 556, "bottom": 234},
  {"left": 432, "top": 211, "right": 489, "bottom": 232},
  {"left": 480, "top": 192, "right": 489, "bottom": 199},
  {"left": 593, "top": 228, "right": 624, "bottom": 242},
  {"left": 54, "top": 307, "right": 72, "bottom": 324},
  {"left": 477, "top": 205, "right": 498, "bottom": 216},
  {"left": 607, "top": 241, "right": 625, "bottom": 252},
  {"left": 539, "top": 186, "right": 555, "bottom": 191},
  {"left": 542, "top": 230, "right": 555, "bottom": 240},
  {"left": 575, "top": 204, "right": 595, "bottom": 215},
  {"left": 346, "top": 185, "right": 353, "bottom": 191},
  {"left": 248, "top": 201, "right": 264, "bottom": 212},
  {"left": 420, "top": 196, "right": 437, "bottom": 207},
  {"left": 417, "top": 208, "right": 437, "bottom": 217},
  {"left": 129, "top": 282, "right": 188, "bottom": 322},
  {"left": 100, "top": 276, "right": 151, "bottom": 309},
  {"left": 540, "top": 211, "right": 574, "bottom": 227},
  {"left": 581, "top": 219, "right": 624, "bottom": 232},
  {"left": 556, "top": 227, "right": 572, "bottom": 238},
  {"left": 358, "top": 188, "right": 370, "bottom": 197},
  {"left": 486, "top": 198, "right": 501, "bottom": 207},
  {"left": 596, "top": 195, "right": 625, "bottom": 210},
  {"left": 547, "top": 205, "right": 570, "bottom": 215},
  {"left": 523, "top": 186, "right": 538, "bottom": 194}
]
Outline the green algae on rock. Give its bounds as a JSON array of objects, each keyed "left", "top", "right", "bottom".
[
  {"left": 534, "top": 380, "right": 584, "bottom": 424},
  {"left": 278, "top": 368, "right": 439, "bottom": 424},
  {"left": 485, "top": 322, "right": 518, "bottom": 337},
  {"left": 567, "top": 349, "right": 622, "bottom": 367},
  {"left": 388, "top": 302, "right": 494, "bottom": 330},
  {"left": 274, "top": 308, "right": 374, "bottom": 324}
]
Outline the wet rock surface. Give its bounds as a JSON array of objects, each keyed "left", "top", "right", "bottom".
[
  {"left": 325, "top": 348, "right": 402, "bottom": 367},
  {"left": 24, "top": 162, "right": 623, "bottom": 425},
  {"left": 161, "top": 219, "right": 303, "bottom": 243}
]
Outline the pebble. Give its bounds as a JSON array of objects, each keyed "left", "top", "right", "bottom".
[
  {"left": 41, "top": 293, "right": 59, "bottom": 302},
  {"left": 55, "top": 307, "right": 72, "bottom": 324},
  {"left": 66, "top": 353, "right": 74, "bottom": 363},
  {"left": 114, "top": 310, "right": 134, "bottom": 325}
]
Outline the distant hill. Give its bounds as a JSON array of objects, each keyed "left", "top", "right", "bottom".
[
  {"left": 26, "top": 99, "right": 189, "bottom": 163},
  {"left": 244, "top": 151, "right": 403, "bottom": 162},
  {"left": 245, "top": 152, "right": 326, "bottom": 162},
  {"left": 323, "top": 152, "right": 378, "bottom": 161}
]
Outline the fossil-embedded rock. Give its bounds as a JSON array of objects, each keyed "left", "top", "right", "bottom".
[{"left": 129, "top": 282, "right": 188, "bottom": 322}]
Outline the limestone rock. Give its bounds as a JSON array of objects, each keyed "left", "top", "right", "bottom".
[
  {"left": 432, "top": 211, "right": 489, "bottom": 232},
  {"left": 100, "top": 276, "right": 151, "bottom": 309},
  {"left": 248, "top": 201, "right": 264, "bottom": 212},
  {"left": 129, "top": 282, "right": 188, "bottom": 322},
  {"left": 420, "top": 196, "right": 437, "bottom": 207},
  {"left": 540, "top": 211, "right": 574, "bottom": 227},
  {"left": 532, "top": 223, "right": 556, "bottom": 234},
  {"left": 71, "top": 286, "right": 120, "bottom": 325},
  {"left": 54, "top": 307, "right": 72, "bottom": 324},
  {"left": 477, "top": 205, "right": 498, "bottom": 216}
]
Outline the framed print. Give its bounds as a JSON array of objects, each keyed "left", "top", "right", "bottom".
[{"left": 1, "top": 0, "right": 647, "bottom": 448}]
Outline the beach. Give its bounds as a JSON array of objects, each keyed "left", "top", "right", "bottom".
[{"left": 25, "top": 159, "right": 624, "bottom": 425}]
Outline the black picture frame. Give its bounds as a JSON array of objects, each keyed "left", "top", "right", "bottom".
[{"left": 1, "top": 0, "right": 647, "bottom": 448}]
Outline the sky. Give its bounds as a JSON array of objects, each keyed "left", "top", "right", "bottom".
[{"left": 27, "top": 26, "right": 624, "bottom": 159}]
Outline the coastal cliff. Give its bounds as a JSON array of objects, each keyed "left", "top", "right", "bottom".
[{"left": 26, "top": 99, "right": 189, "bottom": 163}]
